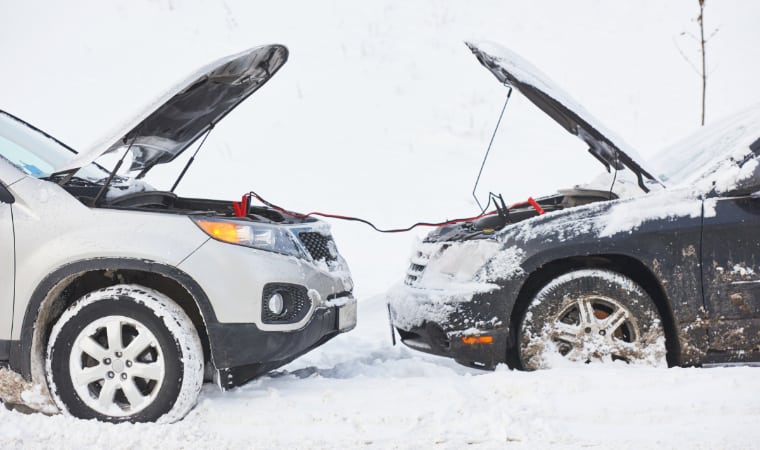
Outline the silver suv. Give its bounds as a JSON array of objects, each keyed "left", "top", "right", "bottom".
[{"left": 0, "top": 44, "right": 356, "bottom": 423}]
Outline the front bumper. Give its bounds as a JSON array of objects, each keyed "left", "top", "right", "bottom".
[
  {"left": 388, "top": 284, "right": 508, "bottom": 369},
  {"left": 177, "top": 230, "right": 357, "bottom": 387},
  {"left": 210, "top": 296, "right": 357, "bottom": 389}
]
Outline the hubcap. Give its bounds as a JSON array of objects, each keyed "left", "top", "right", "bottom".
[
  {"left": 68, "top": 315, "right": 165, "bottom": 417},
  {"left": 548, "top": 295, "right": 640, "bottom": 364}
]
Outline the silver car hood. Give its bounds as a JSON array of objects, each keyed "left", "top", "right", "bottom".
[
  {"left": 56, "top": 44, "right": 288, "bottom": 176},
  {"left": 466, "top": 41, "right": 662, "bottom": 191}
]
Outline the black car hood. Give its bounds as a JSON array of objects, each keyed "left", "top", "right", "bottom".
[
  {"left": 56, "top": 44, "right": 288, "bottom": 176},
  {"left": 466, "top": 41, "right": 661, "bottom": 191}
]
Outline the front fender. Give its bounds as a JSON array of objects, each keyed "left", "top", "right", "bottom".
[{"left": 12, "top": 258, "right": 216, "bottom": 383}]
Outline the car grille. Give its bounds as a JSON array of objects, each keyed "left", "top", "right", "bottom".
[
  {"left": 405, "top": 251, "right": 430, "bottom": 286},
  {"left": 298, "top": 232, "right": 338, "bottom": 262}
]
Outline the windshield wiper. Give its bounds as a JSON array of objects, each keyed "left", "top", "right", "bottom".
[
  {"left": 45, "top": 172, "right": 105, "bottom": 187},
  {"left": 48, "top": 168, "right": 79, "bottom": 185}
]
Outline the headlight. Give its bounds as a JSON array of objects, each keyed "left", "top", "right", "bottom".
[{"left": 191, "top": 217, "right": 303, "bottom": 257}]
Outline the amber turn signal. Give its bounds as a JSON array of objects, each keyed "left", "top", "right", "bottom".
[
  {"left": 461, "top": 335, "right": 494, "bottom": 345},
  {"left": 195, "top": 220, "right": 244, "bottom": 244}
]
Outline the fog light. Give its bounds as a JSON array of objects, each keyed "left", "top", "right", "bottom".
[{"left": 268, "top": 293, "right": 285, "bottom": 315}]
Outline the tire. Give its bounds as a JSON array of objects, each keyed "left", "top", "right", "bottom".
[
  {"left": 518, "top": 269, "right": 666, "bottom": 370},
  {"left": 46, "top": 284, "right": 203, "bottom": 423}
]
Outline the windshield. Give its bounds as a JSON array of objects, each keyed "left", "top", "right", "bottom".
[
  {"left": 649, "top": 107, "right": 760, "bottom": 187},
  {"left": 0, "top": 112, "right": 109, "bottom": 181}
]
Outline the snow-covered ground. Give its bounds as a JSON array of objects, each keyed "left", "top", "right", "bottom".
[
  {"left": 2, "top": 1, "right": 760, "bottom": 448},
  {"left": 2, "top": 297, "right": 760, "bottom": 449}
]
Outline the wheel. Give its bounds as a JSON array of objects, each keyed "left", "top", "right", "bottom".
[
  {"left": 518, "top": 269, "right": 666, "bottom": 369},
  {"left": 46, "top": 284, "right": 203, "bottom": 423}
]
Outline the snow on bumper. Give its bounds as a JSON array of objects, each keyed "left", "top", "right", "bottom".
[
  {"left": 390, "top": 239, "right": 525, "bottom": 331},
  {"left": 388, "top": 239, "right": 527, "bottom": 368},
  {"left": 387, "top": 282, "right": 494, "bottom": 331},
  {"left": 387, "top": 283, "right": 508, "bottom": 368}
]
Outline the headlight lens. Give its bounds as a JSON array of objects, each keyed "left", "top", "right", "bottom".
[{"left": 192, "top": 217, "right": 303, "bottom": 257}]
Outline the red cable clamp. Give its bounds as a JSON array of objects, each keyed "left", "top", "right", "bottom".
[
  {"left": 232, "top": 193, "right": 250, "bottom": 217},
  {"left": 527, "top": 197, "right": 545, "bottom": 215}
]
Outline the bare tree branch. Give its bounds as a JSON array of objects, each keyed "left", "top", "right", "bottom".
[
  {"left": 680, "top": 31, "right": 700, "bottom": 43},
  {"left": 672, "top": 36, "right": 702, "bottom": 76},
  {"left": 698, "top": 0, "right": 706, "bottom": 125},
  {"left": 708, "top": 26, "right": 721, "bottom": 41}
]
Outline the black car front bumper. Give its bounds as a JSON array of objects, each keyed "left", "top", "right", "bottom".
[
  {"left": 396, "top": 322, "right": 509, "bottom": 369},
  {"left": 388, "top": 285, "right": 509, "bottom": 369},
  {"left": 208, "top": 298, "right": 357, "bottom": 389}
]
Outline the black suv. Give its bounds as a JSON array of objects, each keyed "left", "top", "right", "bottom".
[{"left": 389, "top": 41, "right": 760, "bottom": 371}]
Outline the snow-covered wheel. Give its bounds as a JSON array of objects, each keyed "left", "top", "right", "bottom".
[
  {"left": 519, "top": 269, "right": 666, "bottom": 370},
  {"left": 46, "top": 284, "right": 203, "bottom": 423}
]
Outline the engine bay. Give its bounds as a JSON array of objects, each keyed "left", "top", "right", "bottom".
[
  {"left": 59, "top": 181, "right": 311, "bottom": 224},
  {"left": 427, "top": 188, "right": 616, "bottom": 242}
]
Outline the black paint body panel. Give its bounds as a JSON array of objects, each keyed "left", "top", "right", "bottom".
[{"left": 395, "top": 192, "right": 760, "bottom": 368}]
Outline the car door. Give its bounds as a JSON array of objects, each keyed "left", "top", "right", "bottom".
[
  {"left": 0, "top": 185, "right": 14, "bottom": 349},
  {"left": 701, "top": 176, "right": 760, "bottom": 361}
]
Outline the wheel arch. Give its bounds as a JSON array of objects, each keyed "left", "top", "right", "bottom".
[
  {"left": 506, "top": 254, "right": 681, "bottom": 368},
  {"left": 13, "top": 258, "right": 217, "bottom": 385}
]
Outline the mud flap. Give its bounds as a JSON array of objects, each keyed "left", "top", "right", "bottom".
[{"left": 387, "top": 304, "right": 397, "bottom": 346}]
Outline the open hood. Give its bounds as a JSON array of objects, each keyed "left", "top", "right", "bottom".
[
  {"left": 56, "top": 44, "right": 288, "bottom": 176},
  {"left": 466, "top": 41, "right": 661, "bottom": 191}
]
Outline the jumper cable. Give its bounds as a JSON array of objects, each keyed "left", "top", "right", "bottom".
[{"left": 233, "top": 192, "right": 545, "bottom": 233}]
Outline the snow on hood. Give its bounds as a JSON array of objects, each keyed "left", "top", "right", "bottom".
[
  {"left": 491, "top": 187, "right": 704, "bottom": 244},
  {"left": 466, "top": 41, "right": 662, "bottom": 192},
  {"left": 56, "top": 44, "right": 288, "bottom": 175},
  {"left": 495, "top": 107, "right": 760, "bottom": 242},
  {"left": 649, "top": 105, "right": 760, "bottom": 193}
]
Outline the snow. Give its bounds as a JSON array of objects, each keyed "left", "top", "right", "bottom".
[
  {"left": 729, "top": 264, "right": 755, "bottom": 277},
  {"left": 3, "top": 297, "right": 760, "bottom": 448},
  {"left": 420, "top": 240, "right": 502, "bottom": 285},
  {"left": 386, "top": 239, "right": 510, "bottom": 330},
  {"left": 0, "top": 369, "right": 56, "bottom": 415},
  {"left": 651, "top": 106, "right": 760, "bottom": 193},
  {"left": 104, "top": 178, "right": 155, "bottom": 199},
  {"left": 476, "top": 245, "right": 526, "bottom": 282},
  {"left": 598, "top": 189, "right": 706, "bottom": 238},
  {"left": 521, "top": 269, "right": 668, "bottom": 369},
  {"left": 387, "top": 282, "right": 459, "bottom": 330},
  {"left": 467, "top": 41, "right": 647, "bottom": 165},
  {"left": 55, "top": 45, "right": 286, "bottom": 174},
  {"left": 2, "top": 0, "right": 760, "bottom": 447},
  {"left": 45, "top": 285, "right": 203, "bottom": 424},
  {"left": 503, "top": 203, "right": 607, "bottom": 244}
]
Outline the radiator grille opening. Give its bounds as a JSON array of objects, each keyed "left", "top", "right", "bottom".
[{"left": 298, "top": 232, "right": 338, "bottom": 262}]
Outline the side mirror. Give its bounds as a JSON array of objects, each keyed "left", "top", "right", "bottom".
[{"left": 0, "top": 183, "right": 14, "bottom": 204}]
